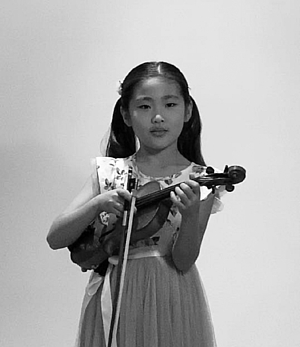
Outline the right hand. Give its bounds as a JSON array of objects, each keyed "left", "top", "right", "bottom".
[{"left": 95, "top": 188, "right": 132, "bottom": 217}]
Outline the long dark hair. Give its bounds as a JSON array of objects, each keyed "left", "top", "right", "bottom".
[{"left": 104, "top": 61, "right": 206, "bottom": 166}]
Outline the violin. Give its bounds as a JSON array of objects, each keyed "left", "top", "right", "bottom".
[{"left": 68, "top": 165, "right": 246, "bottom": 272}]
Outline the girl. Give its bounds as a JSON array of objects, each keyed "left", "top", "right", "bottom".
[{"left": 47, "top": 61, "right": 225, "bottom": 347}]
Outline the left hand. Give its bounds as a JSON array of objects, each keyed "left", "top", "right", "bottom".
[{"left": 170, "top": 176, "right": 201, "bottom": 217}]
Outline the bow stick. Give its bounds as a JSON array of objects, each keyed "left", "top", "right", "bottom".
[{"left": 107, "top": 170, "right": 137, "bottom": 347}]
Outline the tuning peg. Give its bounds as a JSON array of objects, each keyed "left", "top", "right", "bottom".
[
  {"left": 225, "top": 184, "right": 235, "bottom": 192},
  {"left": 206, "top": 166, "right": 214, "bottom": 174}
]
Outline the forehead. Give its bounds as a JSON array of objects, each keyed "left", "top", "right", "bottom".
[{"left": 132, "top": 77, "right": 182, "bottom": 100}]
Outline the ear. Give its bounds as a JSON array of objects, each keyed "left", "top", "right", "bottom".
[
  {"left": 120, "top": 106, "right": 132, "bottom": 127},
  {"left": 184, "top": 100, "right": 193, "bottom": 122}
]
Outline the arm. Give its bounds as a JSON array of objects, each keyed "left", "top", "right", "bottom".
[
  {"left": 47, "top": 171, "right": 131, "bottom": 250},
  {"left": 171, "top": 180, "right": 215, "bottom": 272}
]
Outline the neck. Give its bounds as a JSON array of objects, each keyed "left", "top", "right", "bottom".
[{"left": 135, "top": 147, "right": 190, "bottom": 177}]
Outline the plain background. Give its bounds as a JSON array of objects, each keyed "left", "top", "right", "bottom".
[{"left": 1, "top": 1, "right": 299, "bottom": 346}]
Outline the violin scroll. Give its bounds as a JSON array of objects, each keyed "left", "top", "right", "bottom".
[
  {"left": 225, "top": 165, "right": 246, "bottom": 192},
  {"left": 198, "top": 165, "right": 246, "bottom": 192},
  {"left": 227, "top": 165, "right": 246, "bottom": 184}
]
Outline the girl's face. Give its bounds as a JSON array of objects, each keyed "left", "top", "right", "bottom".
[{"left": 122, "top": 77, "right": 192, "bottom": 155}]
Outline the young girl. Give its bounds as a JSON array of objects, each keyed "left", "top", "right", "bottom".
[{"left": 47, "top": 61, "right": 225, "bottom": 347}]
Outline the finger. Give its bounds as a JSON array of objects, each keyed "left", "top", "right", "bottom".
[
  {"left": 177, "top": 183, "right": 198, "bottom": 201},
  {"left": 174, "top": 186, "right": 187, "bottom": 204},
  {"left": 116, "top": 188, "right": 132, "bottom": 202},
  {"left": 173, "top": 184, "right": 200, "bottom": 209},
  {"left": 170, "top": 191, "right": 184, "bottom": 208},
  {"left": 181, "top": 181, "right": 200, "bottom": 198},
  {"left": 106, "top": 200, "right": 123, "bottom": 217},
  {"left": 174, "top": 186, "right": 196, "bottom": 208}
]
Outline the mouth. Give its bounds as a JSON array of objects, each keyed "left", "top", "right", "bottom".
[
  {"left": 150, "top": 128, "right": 168, "bottom": 136},
  {"left": 150, "top": 127, "right": 167, "bottom": 133}
]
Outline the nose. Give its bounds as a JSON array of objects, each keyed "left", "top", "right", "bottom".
[{"left": 152, "top": 113, "right": 164, "bottom": 124}]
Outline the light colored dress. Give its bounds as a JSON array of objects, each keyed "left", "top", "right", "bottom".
[{"left": 75, "top": 155, "right": 224, "bottom": 347}]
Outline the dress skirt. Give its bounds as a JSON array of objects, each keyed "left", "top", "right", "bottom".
[{"left": 76, "top": 255, "right": 217, "bottom": 347}]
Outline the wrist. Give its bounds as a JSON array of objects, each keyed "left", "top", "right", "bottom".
[
  {"left": 180, "top": 203, "right": 200, "bottom": 221},
  {"left": 91, "top": 194, "right": 105, "bottom": 216}
]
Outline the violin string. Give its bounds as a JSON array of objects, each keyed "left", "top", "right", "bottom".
[
  {"left": 136, "top": 185, "right": 176, "bottom": 208},
  {"left": 136, "top": 176, "right": 208, "bottom": 207},
  {"left": 135, "top": 174, "right": 228, "bottom": 209}
]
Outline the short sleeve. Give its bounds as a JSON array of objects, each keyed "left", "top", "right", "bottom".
[
  {"left": 189, "top": 163, "right": 226, "bottom": 214},
  {"left": 94, "top": 156, "right": 129, "bottom": 192},
  {"left": 91, "top": 157, "right": 129, "bottom": 231},
  {"left": 200, "top": 185, "right": 226, "bottom": 214},
  {"left": 198, "top": 164, "right": 227, "bottom": 214},
  {"left": 211, "top": 185, "right": 226, "bottom": 214}
]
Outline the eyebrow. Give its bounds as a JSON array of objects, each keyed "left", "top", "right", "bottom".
[
  {"left": 135, "top": 95, "right": 180, "bottom": 102},
  {"left": 162, "top": 95, "right": 180, "bottom": 100}
]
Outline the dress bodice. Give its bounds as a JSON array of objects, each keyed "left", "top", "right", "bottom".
[{"left": 95, "top": 155, "right": 224, "bottom": 256}]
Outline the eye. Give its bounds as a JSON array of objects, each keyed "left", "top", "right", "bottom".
[
  {"left": 138, "top": 104, "right": 151, "bottom": 110},
  {"left": 166, "top": 103, "right": 177, "bottom": 108}
]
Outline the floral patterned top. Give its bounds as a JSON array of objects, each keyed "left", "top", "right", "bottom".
[{"left": 95, "top": 155, "right": 224, "bottom": 257}]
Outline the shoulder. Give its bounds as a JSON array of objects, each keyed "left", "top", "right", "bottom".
[
  {"left": 95, "top": 156, "right": 132, "bottom": 191},
  {"left": 190, "top": 163, "right": 207, "bottom": 174},
  {"left": 189, "top": 162, "right": 223, "bottom": 175},
  {"left": 95, "top": 156, "right": 132, "bottom": 167},
  {"left": 95, "top": 156, "right": 132, "bottom": 176},
  {"left": 95, "top": 156, "right": 117, "bottom": 168},
  {"left": 174, "top": 162, "right": 206, "bottom": 180}
]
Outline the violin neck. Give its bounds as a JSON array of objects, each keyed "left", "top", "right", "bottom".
[
  {"left": 135, "top": 175, "right": 211, "bottom": 209},
  {"left": 136, "top": 184, "right": 180, "bottom": 209}
]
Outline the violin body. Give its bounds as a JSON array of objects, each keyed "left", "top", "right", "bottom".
[
  {"left": 131, "top": 181, "right": 173, "bottom": 242},
  {"left": 69, "top": 165, "right": 246, "bottom": 271},
  {"left": 69, "top": 181, "right": 173, "bottom": 272}
]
